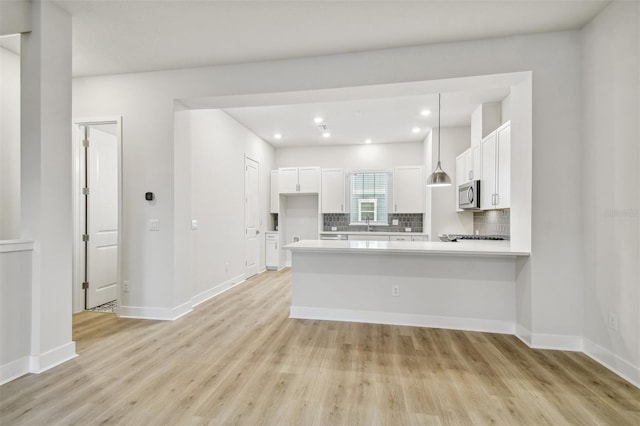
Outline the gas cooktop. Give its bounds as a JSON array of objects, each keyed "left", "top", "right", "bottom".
[{"left": 448, "top": 234, "right": 505, "bottom": 241}]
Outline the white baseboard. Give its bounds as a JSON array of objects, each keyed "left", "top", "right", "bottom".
[
  {"left": 30, "top": 341, "right": 78, "bottom": 374},
  {"left": 290, "top": 306, "right": 515, "bottom": 334},
  {"left": 530, "top": 332, "right": 583, "bottom": 351},
  {"left": 191, "top": 274, "right": 245, "bottom": 307},
  {"left": 515, "top": 324, "right": 582, "bottom": 351},
  {"left": 1, "top": 356, "right": 31, "bottom": 385},
  {"left": 515, "top": 323, "right": 532, "bottom": 346},
  {"left": 583, "top": 338, "right": 640, "bottom": 388},
  {"left": 119, "top": 301, "right": 193, "bottom": 321}
]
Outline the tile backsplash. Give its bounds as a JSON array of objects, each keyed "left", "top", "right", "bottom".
[
  {"left": 473, "top": 209, "right": 510, "bottom": 238},
  {"left": 323, "top": 213, "right": 423, "bottom": 233}
]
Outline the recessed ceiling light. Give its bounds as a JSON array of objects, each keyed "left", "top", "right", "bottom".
[
  {"left": 420, "top": 109, "right": 431, "bottom": 117},
  {"left": 365, "top": 139, "right": 372, "bottom": 144},
  {"left": 314, "top": 117, "right": 324, "bottom": 124},
  {"left": 322, "top": 132, "right": 331, "bottom": 138},
  {"left": 273, "top": 133, "right": 282, "bottom": 139},
  {"left": 412, "top": 127, "right": 421, "bottom": 133}
]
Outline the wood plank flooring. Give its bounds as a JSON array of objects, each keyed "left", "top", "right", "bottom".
[{"left": 1, "top": 268, "right": 639, "bottom": 425}]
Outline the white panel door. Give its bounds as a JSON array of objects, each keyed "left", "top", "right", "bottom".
[
  {"left": 245, "top": 157, "right": 259, "bottom": 278},
  {"left": 87, "top": 127, "right": 119, "bottom": 309}
]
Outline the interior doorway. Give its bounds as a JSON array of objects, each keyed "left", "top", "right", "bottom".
[{"left": 72, "top": 117, "right": 122, "bottom": 313}]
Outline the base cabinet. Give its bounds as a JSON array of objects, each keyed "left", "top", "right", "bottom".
[{"left": 265, "top": 232, "right": 279, "bottom": 270}]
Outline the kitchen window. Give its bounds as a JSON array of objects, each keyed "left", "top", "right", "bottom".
[{"left": 350, "top": 171, "right": 390, "bottom": 225}]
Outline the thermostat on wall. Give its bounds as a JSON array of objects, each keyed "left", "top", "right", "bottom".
[{"left": 145, "top": 192, "right": 154, "bottom": 201}]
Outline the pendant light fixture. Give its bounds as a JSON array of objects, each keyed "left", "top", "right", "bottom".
[{"left": 427, "top": 93, "right": 452, "bottom": 187}]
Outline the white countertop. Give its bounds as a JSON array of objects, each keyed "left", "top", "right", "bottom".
[{"left": 285, "top": 239, "right": 529, "bottom": 257}]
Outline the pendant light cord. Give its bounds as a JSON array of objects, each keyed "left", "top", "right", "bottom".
[{"left": 437, "top": 93, "right": 441, "bottom": 164}]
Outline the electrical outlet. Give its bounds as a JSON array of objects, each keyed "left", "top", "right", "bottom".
[
  {"left": 392, "top": 284, "right": 400, "bottom": 297},
  {"left": 122, "top": 280, "right": 130, "bottom": 292},
  {"left": 608, "top": 313, "right": 618, "bottom": 331},
  {"left": 331, "top": 226, "right": 337, "bottom": 231},
  {"left": 392, "top": 219, "right": 399, "bottom": 226}
]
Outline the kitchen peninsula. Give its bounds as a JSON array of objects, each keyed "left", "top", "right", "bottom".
[{"left": 286, "top": 239, "right": 529, "bottom": 334}]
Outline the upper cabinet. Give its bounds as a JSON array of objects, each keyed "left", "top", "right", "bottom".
[
  {"left": 393, "top": 166, "right": 424, "bottom": 213},
  {"left": 456, "top": 144, "right": 481, "bottom": 185},
  {"left": 481, "top": 121, "right": 510, "bottom": 210},
  {"left": 270, "top": 170, "right": 279, "bottom": 213},
  {"left": 321, "top": 168, "right": 345, "bottom": 213},
  {"left": 278, "top": 167, "right": 320, "bottom": 194}
]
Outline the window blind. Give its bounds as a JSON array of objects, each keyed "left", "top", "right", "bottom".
[{"left": 350, "top": 172, "right": 390, "bottom": 224}]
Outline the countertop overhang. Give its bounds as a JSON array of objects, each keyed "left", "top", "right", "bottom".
[{"left": 285, "top": 239, "right": 529, "bottom": 257}]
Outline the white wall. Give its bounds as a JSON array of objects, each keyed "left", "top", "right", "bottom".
[
  {"left": 0, "top": 0, "right": 31, "bottom": 36},
  {"left": 275, "top": 141, "right": 422, "bottom": 170},
  {"left": 74, "top": 30, "right": 583, "bottom": 358},
  {"left": 582, "top": 0, "right": 640, "bottom": 383},
  {"left": 426, "top": 127, "right": 474, "bottom": 237},
  {"left": 0, "top": 243, "right": 32, "bottom": 384},
  {"left": 188, "top": 109, "right": 274, "bottom": 300},
  {"left": 0, "top": 46, "right": 21, "bottom": 239}
]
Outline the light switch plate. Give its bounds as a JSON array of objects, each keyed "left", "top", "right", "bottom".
[
  {"left": 392, "top": 219, "right": 399, "bottom": 226},
  {"left": 331, "top": 226, "right": 337, "bottom": 231},
  {"left": 148, "top": 219, "right": 159, "bottom": 231},
  {"left": 191, "top": 219, "right": 199, "bottom": 230}
]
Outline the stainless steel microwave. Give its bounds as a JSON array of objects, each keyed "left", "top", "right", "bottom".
[{"left": 459, "top": 180, "right": 481, "bottom": 210}]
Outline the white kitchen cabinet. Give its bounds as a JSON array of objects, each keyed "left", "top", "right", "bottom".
[
  {"left": 393, "top": 166, "right": 424, "bottom": 213},
  {"left": 278, "top": 167, "right": 320, "bottom": 194},
  {"left": 456, "top": 145, "right": 481, "bottom": 185},
  {"left": 466, "top": 144, "right": 482, "bottom": 182},
  {"left": 321, "top": 168, "right": 345, "bottom": 213},
  {"left": 265, "top": 232, "right": 279, "bottom": 270},
  {"left": 270, "top": 170, "right": 279, "bottom": 213},
  {"left": 481, "top": 121, "right": 510, "bottom": 210}
]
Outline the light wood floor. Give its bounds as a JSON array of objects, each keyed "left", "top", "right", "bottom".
[{"left": 1, "top": 269, "right": 639, "bottom": 425}]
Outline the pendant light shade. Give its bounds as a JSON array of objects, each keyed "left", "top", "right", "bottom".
[{"left": 427, "top": 93, "right": 452, "bottom": 187}]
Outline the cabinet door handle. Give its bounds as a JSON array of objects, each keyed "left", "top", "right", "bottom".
[
  {"left": 395, "top": 204, "right": 398, "bottom": 212},
  {"left": 495, "top": 194, "right": 499, "bottom": 205},
  {"left": 469, "top": 171, "right": 473, "bottom": 180},
  {"left": 296, "top": 183, "right": 300, "bottom": 192},
  {"left": 341, "top": 203, "right": 343, "bottom": 212},
  {"left": 275, "top": 243, "right": 277, "bottom": 250}
]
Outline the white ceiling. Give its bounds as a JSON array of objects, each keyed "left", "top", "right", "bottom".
[
  {"left": 223, "top": 87, "right": 510, "bottom": 147},
  {"left": 49, "top": 0, "right": 608, "bottom": 148},
  {"left": 55, "top": 0, "right": 610, "bottom": 78}
]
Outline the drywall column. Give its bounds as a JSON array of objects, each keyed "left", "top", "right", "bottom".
[
  {"left": 172, "top": 110, "right": 194, "bottom": 312},
  {"left": 1, "top": 46, "right": 21, "bottom": 239},
  {"left": 21, "top": 0, "right": 76, "bottom": 371}
]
